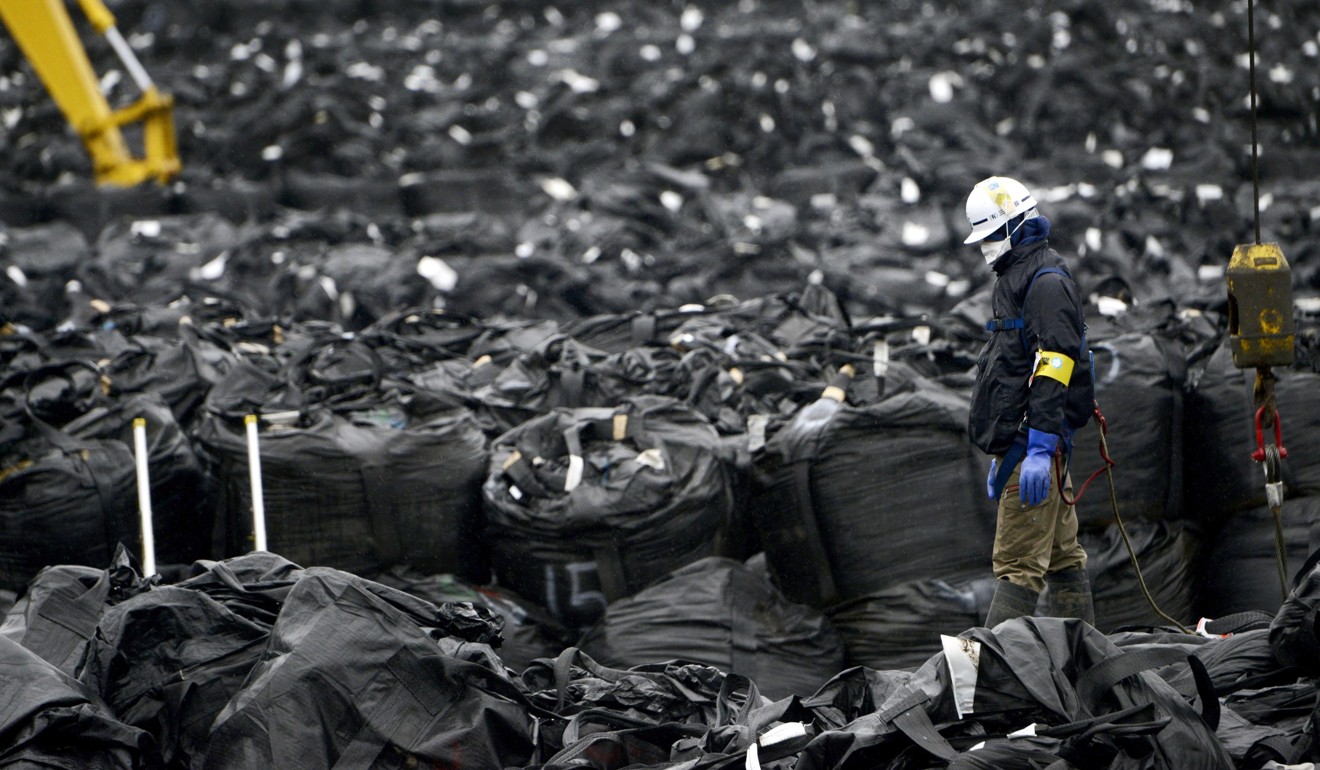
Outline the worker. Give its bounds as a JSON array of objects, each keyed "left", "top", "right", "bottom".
[{"left": 963, "top": 176, "right": 1097, "bottom": 628}]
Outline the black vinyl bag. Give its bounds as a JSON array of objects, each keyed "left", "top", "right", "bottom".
[
  {"left": 201, "top": 567, "right": 534, "bottom": 770},
  {"left": 1072, "top": 323, "right": 1187, "bottom": 525},
  {"left": 470, "top": 333, "right": 613, "bottom": 437},
  {"left": 562, "top": 307, "right": 722, "bottom": 354},
  {"left": 483, "top": 395, "right": 735, "bottom": 631},
  {"left": 521, "top": 646, "right": 732, "bottom": 729},
  {"left": 796, "top": 617, "right": 1234, "bottom": 770},
  {"left": 1197, "top": 497, "right": 1318, "bottom": 619},
  {"left": 1183, "top": 340, "right": 1270, "bottom": 520},
  {"left": 1081, "top": 518, "right": 1199, "bottom": 632},
  {"left": 1184, "top": 341, "right": 1320, "bottom": 520},
  {"left": 101, "top": 328, "right": 238, "bottom": 431},
  {"left": 0, "top": 544, "right": 151, "bottom": 675},
  {"left": 1271, "top": 547, "right": 1320, "bottom": 676},
  {"left": 62, "top": 391, "right": 212, "bottom": 567},
  {"left": 174, "top": 551, "right": 306, "bottom": 627},
  {"left": 0, "top": 634, "right": 149, "bottom": 769},
  {"left": 579, "top": 556, "right": 848, "bottom": 701},
  {"left": 374, "top": 566, "right": 575, "bottom": 674},
  {"left": 78, "top": 582, "right": 274, "bottom": 769},
  {"left": 827, "top": 570, "right": 996, "bottom": 673},
  {"left": 195, "top": 402, "right": 490, "bottom": 582},
  {"left": 0, "top": 399, "right": 140, "bottom": 593},
  {"left": 751, "top": 378, "right": 995, "bottom": 607}
]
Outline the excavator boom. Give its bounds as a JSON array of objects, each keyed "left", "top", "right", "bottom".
[{"left": 0, "top": 0, "right": 179, "bottom": 185}]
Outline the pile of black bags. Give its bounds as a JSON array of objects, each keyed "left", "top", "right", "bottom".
[
  {"left": 1, "top": 546, "right": 1318, "bottom": 767},
  {"left": 3, "top": 0, "right": 1320, "bottom": 765},
  {"left": 0, "top": 278, "right": 1317, "bottom": 766}
]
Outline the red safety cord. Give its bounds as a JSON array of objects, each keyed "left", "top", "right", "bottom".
[{"left": 1057, "top": 404, "right": 1115, "bottom": 506}]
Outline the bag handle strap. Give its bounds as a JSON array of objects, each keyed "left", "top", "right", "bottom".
[
  {"left": 879, "top": 691, "right": 959, "bottom": 761},
  {"left": 1076, "top": 648, "right": 1220, "bottom": 730}
]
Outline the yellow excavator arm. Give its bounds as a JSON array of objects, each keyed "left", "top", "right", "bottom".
[{"left": 0, "top": 0, "right": 179, "bottom": 185}]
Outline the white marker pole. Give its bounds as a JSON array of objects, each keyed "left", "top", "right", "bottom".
[
  {"left": 132, "top": 417, "right": 156, "bottom": 577},
  {"left": 245, "top": 414, "right": 267, "bottom": 552}
]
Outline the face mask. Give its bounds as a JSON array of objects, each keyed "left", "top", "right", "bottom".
[
  {"left": 981, "top": 238, "right": 1011, "bottom": 264},
  {"left": 979, "top": 210, "right": 1037, "bottom": 265}
]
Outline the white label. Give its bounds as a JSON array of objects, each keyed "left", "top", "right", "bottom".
[
  {"left": 634, "top": 448, "right": 665, "bottom": 471},
  {"left": 747, "top": 414, "right": 768, "bottom": 453},
  {"left": 941, "top": 634, "right": 981, "bottom": 719},
  {"left": 564, "top": 455, "right": 584, "bottom": 492},
  {"left": 873, "top": 340, "right": 890, "bottom": 378}
]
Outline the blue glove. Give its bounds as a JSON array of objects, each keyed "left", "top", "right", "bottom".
[
  {"left": 1019, "top": 429, "right": 1059, "bottom": 506},
  {"left": 986, "top": 458, "right": 998, "bottom": 499}
]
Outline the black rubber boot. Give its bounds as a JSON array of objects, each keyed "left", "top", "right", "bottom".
[
  {"left": 1045, "top": 569, "right": 1096, "bottom": 626},
  {"left": 984, "top": 580, "right": 1040, "bottom": 628}
]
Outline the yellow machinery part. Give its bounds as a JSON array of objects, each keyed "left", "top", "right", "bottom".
[
  {"left": 1226, "top": 242, "right": 1295, "bottom": 369},
  {"left": 0, "top": 0, "right": 179, "bottom": 185}
]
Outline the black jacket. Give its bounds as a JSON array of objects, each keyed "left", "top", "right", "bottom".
[{"left": 968, "top": 239, "right": 1095, "bottom": 456}]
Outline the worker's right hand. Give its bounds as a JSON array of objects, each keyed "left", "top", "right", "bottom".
[
  {"left": 1019, "top": 429, "right": 1059, "bottom": 506},
  {"left": 986, "top": 458, "right": 999, "bottom": 499}
]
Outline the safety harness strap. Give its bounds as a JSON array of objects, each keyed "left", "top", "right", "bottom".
[
  {"left": 985, "top": 318, "right": 1025, "bottom": 332},
  {"left": 985, "top": 267, "right": 1069, "bottom": 351},
  {"left": 990, "top": 441, "right": 1027, "bottom": 500}
]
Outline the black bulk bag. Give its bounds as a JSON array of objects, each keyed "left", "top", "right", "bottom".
[
  {"left": 374, "top": 566, "right": 575, "bottom": 674},
  {"left": 1081, "top": 518, "right": 1200, "bottom": 632},
  {"left": 0, "top": 416, "right": 140, "bottom": 594},
  {"left": 827, "top": 570, "right": 996, "bottom": 672},
  {"left": 1270, "top": 547, "right": 1320, "bottom": 676},
  {"left": 1184, "top": 341, "right": 1320, "bottom": 520},
  {"left": 1274, "top": 368, "right": 1320, "bottom": 497},
  {"left": 562, "top": 307, "right": 720, "bottom": 354},
  {"left": 195, "top": 404, "right": 490, "bottom": 582},
  {"left": 1108, "top": 624, "right": 1293, "bottom": 699},
  {"left": 174, "top": 551, "right": 305, "bottom": 628},
  {"left": 100, "top": 328, "right": 239, "bottom": 431},
  {"left": 579, "top": 556, "right": 848, "bottom": 701},
  {"left": 470, "top": 333, "right": 613, "bottom": 437},
  {"left": 362, "top": 307, "right": 486, "bottom": 371},
  {"left": 520, "top": 645, "right": 734, "bottom": 731},
  {"left": 0, "top": 635, "right": 149, "bottom": 769},
  {"left": 1197, "top": 497, "right": 1319, "bottom": 619},
  {"left": 315, "top": 242, "right": 429, "bottom": 330},
  {"left": 201, "top": 567, "right": 534, "bottom": 770},
  {"left": 483, "top": 395, "right": 735, "bottom": 631},
  {"left": 0, "top": 545, "right": 150, "bottom": 675},
  {"left": 77, "top": 582, "right": 274, "bottom": 769},
  {"left": 1110, "top": 626, "right": 1317, "bottom": 766},
  {"left": 796, "top": 617, "right": 1234, "bottom": 770},
  {"left": 1072, "top": 321, "right": 1187, "bottom": 525},
  {"left": 1183, "top": 340, "right": 1270, "bottom": 520},
  {"left": 750, "top": 377, "right": 996, "bottom": 607},
  {"left": 531, "top": 666, "right": 815, "bottom": 769},
  {"left": 0, "top": 564, "right": 110, "bottom": 675},
  {"left": 62, "top": 391, "right": 212, "bottom": 567},
  {"left": 80, "top": 212, "right": 241, "bottom": 306},
  {"left": 1217, "top": 683, "right": 1320, "bottom": 767}
]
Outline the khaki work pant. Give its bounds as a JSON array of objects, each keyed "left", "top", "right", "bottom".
[{"left": 993, "top": 452, "right": 1087, "bottom": 593}]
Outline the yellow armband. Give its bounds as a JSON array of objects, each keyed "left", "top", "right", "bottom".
[{"left": 1033, "top": 350, "right": 1076, "bottom": 386}]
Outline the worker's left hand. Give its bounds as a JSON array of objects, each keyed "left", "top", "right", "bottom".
[{"left": 986, "top": 458, "right": 999, "bottom": 499}]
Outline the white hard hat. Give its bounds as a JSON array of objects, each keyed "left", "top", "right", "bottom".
[{"left": 963, "top": 176, "right": 1037, "bottom": 244}]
